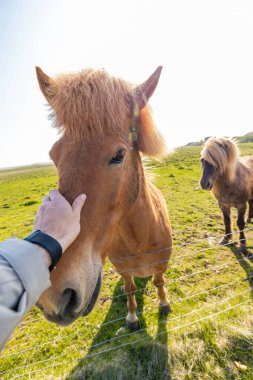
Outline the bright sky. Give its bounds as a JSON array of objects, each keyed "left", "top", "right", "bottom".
[{"left": 1, "top": 0, "right": 253, "bottom": 168}]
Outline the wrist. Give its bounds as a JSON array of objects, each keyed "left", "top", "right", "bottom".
[
  {"left": 24, "top": 230, "right": 62, "bottom": 271},
  {"left": 36, "top": 245, "right": 52, "bottom": 268}
]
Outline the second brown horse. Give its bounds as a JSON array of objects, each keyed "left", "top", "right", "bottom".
[{"left": 200, "top": 137, "right": 253, "bottom": 253}]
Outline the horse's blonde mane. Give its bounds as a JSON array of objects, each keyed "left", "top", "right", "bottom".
[
  {"left": 137, "top": 106, "right": 167, "bottom": 158},
  {"left": 48, "top": 68, "right": 166, "bottom": 158},
  {"left": 201, "top": 137, "right": 239, "bottom": 181}
]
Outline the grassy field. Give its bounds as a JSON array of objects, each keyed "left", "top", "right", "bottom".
[{"left": 0, "top": 145, "right": 253, "bottom": 379}]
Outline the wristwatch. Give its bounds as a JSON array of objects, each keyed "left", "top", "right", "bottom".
[{"left": 24, "top": 230, "right": 62, "bottom": 271}]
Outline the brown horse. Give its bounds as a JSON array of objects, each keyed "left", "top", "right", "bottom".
[
  {"left": 35, "top": 66, "right": 172, "bottom": 330},
  {"left": 200, "top": 137, "right": 253, "bottom": 253}
]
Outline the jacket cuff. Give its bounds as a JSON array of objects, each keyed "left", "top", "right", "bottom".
[{"left": 0, "top": 238, "right": 51, "bottom": 308}]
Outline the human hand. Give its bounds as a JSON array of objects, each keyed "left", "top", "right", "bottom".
[{"left": 34, "top": 190, "right": 86, "bottom": 253}]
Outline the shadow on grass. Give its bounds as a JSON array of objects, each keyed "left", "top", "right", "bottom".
[
  {"left": 67, "top": 278, "right": 171, "bottom": 380},
  {"left": 228, "top": 244, "right": 253, "bottom": 298}
]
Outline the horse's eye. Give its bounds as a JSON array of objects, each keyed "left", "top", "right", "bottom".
[{"left": 109, "top": 149, "right": 126, "bottom": 165}]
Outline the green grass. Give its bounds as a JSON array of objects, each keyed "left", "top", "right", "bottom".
[{"left": 0, "top": 145, "right": 253, "bottom": 379}]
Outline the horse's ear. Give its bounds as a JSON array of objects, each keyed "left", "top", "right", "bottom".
[
  {"left": 35, "top": 66, "right": 56, "bottom": 101},
  {"left": 134, "top": 66, "right": 162, "bottom": 110},
  {"left": 133, "top": 67, "right": 166, "bottom": 158}
]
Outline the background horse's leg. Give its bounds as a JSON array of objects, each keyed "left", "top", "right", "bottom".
[
  {"left": 237, "top": 203, "right": 247, "bottom": 253},
  {"left": 219, "top": 204, "right": 232, "bottom": 245},
  {"left": 246, "top": 199, "right": 253, "bottom": 223},
  {"left": 123, "top": 275, "right": 140, "bottom": 331},
  {"left": 153, "top": 271, "right": 172, "bottom": 314}
]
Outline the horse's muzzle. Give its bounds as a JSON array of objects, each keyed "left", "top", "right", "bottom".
[
  {"left": 200, "top": 178, "right": 213, "bottom": 191},
  {"left": 40, "top": 268, "right": 102, "bottom": 326}
]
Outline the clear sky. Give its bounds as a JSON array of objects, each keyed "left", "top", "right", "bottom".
[{"left": 1, "top": 0, "right": 253, "bottom": 168}]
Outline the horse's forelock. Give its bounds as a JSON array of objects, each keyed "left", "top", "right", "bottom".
[
  {"left": 49, "top": 69, "right": 133, "bottom": 141},
  {"left": 201, "top": 137, "right": 239, "bottom": 181}
]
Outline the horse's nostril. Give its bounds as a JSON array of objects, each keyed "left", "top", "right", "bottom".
[
  {"left": 200, "top": 177, "right": 211, "bottom": 190},
  {"left": 61, "top": 288, "right": 79, "bottom": 313}
]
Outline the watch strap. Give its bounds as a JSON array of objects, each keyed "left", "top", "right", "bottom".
[{"left": 24, "top": 230, "right": 62, "bottom": 271}]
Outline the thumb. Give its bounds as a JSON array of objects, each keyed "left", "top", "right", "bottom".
[{"left": 72, "top": 194, "right": 86, "bottom": 214}]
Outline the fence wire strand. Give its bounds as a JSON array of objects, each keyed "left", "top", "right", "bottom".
[
  {"left": 112, "top": 253, "right": 253, "bottom": 301},
  {"left": 117, "top": 237, "right": 252, "bottom": 276},
  {"left": 109, "top": 228, "right": 253, "bottom": 263}
]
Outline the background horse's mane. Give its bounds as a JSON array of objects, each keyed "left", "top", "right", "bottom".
[
  {"left": 49, "top": 68, "right": 166, "bottom": 158},
  {"left": 201, "top": 137, "right": 239, "bottom": 181}
]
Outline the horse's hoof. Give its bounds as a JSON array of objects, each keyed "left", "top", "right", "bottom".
[
  {"left": 125, "top": 320, "right": 140, "bottom": 332},
  {"left": 246, "top": 218, "right": 251, "bottom": 224},
  {"left": 219, "top": 238, "right": 230, "bottom": 246},
  {"left": 159, "top": 304, "right": 172, "bottom": 315},
  {"left": 239, "top": 245, "right": 248, "bottom": 255}
]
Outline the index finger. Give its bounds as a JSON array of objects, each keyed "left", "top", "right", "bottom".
[
  {"left": 49, "top": 189, "right": 66, "bottom": 203},
  {"left": 41, "top": 195, "right": 50, "bottom": 205}
]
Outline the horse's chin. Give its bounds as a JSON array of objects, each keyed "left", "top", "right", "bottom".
[
  {"left": 66, "top": 270, "right": 102, "bottom": 322},
  {"left": 82, "top": 271, "right": 102, "bottom": 316},
  {"left": 201, "top": 183, "right": 213, "bottom": 191}
]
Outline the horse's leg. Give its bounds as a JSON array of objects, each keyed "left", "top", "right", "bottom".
[
  {"left": 219, "top": 204, "right": 232, "bottom": 245},
  {"left": 123, "top": 275, "right": 140, "bottom": 331},
  {"left": 246, "top": 199, "right": 253, "bottom": 223},
  {"left": 237, "top": 203, "right": 247, "bottom": 253},
  {"left": 153, "top": 271, "right": 172, "bottom": 314}
]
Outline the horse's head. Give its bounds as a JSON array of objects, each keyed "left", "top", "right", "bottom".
[
  {"left": 200, "top": 157, "right": 216, "bottom": 190},
  {"left": 200, "top": 137, "right": 239, "bottom": 190},
  {"left": 35, "top": 66, "right": 166, "bottom": 325}
]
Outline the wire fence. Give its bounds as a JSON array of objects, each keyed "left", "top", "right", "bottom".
[
  {"left": 4, "top": 227, "right": 252, "bottom": 328},
  {"left": 1, "top": 228, "right": 253, "bottom": 379},
  {"left": 2, "top": 272, "right": 252, "bottom": 360},
  {"left": 5, "top": 298, "right": 252, "bottom": 379}
]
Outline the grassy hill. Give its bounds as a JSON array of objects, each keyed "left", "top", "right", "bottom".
[
  {"left": 186, "top": 131, "right": 253, "bottom": 146},
  {"left": 0, "top": 145, "right": 253, "bottom": 379},
  {"left": 237, "top": 132, "right": 253, "bottom": 143}
]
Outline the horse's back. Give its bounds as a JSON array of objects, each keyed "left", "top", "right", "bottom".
[{"left": 240, "top": 156, "right": 253, "bottom": 170}]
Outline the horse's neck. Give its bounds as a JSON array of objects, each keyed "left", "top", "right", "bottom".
[
  {"left": 217, "top": 160, "right": 241, "bottom": 184},
  {"left": 214, "top": 160, "right": 244, "bottom": 195},
  {"left": 117, "top": 174, "right": 169, "bottom": 254}
]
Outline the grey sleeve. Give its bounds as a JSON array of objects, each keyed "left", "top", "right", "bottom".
[{"left": 0, "top": 238, "right": 51, "bottom": 351}]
